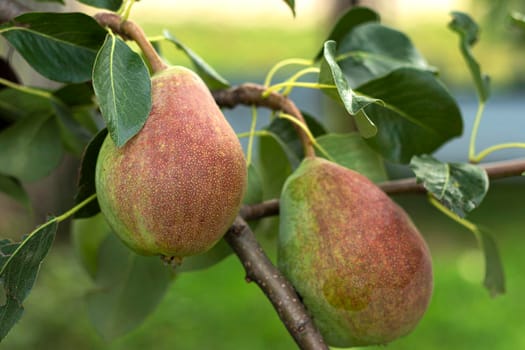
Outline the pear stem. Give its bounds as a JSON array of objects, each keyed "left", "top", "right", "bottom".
[
  {"left": 94, "top": 12, "right": 168, "bottom": 74},
  {"left": 213, "top": 83, "right": 316, "bottom": 158},
  {"left": 225, "top": 217, "right": 328, "bottom": 350}
]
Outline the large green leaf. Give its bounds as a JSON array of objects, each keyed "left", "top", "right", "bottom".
[
  {"left": 337, "top": 22, "right": 433, "bottom": 88},
  {"left": 0, "top": 219, "right": 58, "bottom": 340},
  {"left": 86, "top": 234, "right": 173, "bottom": 339},
  {"left": 314, "top": 6, "right": 380, "bottom": 60},
  {"left": 316, "top": 133, "right": 387, "bottom": 183},
  {"left": 0, "top": 113, "right": 64, "bottom": 182},
  {"left": 92, "top": 34, "right": 152, "bottom": 147},
  {"left": 74, "top": 128, "right": 108, "bottom": 218},
  {"left": 357, "top": 68, "right": 463, "bottom": 163},
  {"left": 319, "top": 40, "right": 379, "bottom": 138},
  {"left": 448, "top": 11, "right": 490, "bottom": 102},
  {"left": 0, "top": 174, "right": 31, "bottom": 212},
  {"left": 0, "top": 12, "right": 106, "bottom": 83},
  {"left": 77, "top": 0, "right": 122, "bottom": 10},
  {"left": 163, "top": 31, "right": 230, "bottom": 90},
  {"left": 410, "top": 155, "right": 489, "bottom": 217}
]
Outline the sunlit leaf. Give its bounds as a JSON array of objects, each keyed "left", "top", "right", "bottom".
[
  {"left": 319, "top": 40, "right": 379, "bottom": 138},
  {"left": 0, "top": 12, "right": 106, "bottom": 83},
  {"left": 449, "top": 11, "right": 490, "bottom": 102},
  {"left": 92, "top": 34, "right": 152, "bottom": 147},
  {"left": 163, "top": 31, "right": 230, "bottom": 90},
  {"left": 411, "top": 154, "right": 488, "bottom": 217},
  {"left": 0, "top": 219, "right": 58, "bottom": 340}
]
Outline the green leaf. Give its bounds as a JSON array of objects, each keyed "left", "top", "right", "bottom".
[
  {"left": 87, "top": 234, "right": 173, "bottom": 339},
  {"left": 258, "top": 135, "right": 292, "bottom": 199},
  {"left": 0, "top": 219, "right": 58, "bottom": 341},
  {"left": 357, "top": 68, "right": 463, "bottom": 163},
  {"left": 319, "top": 40, "right": 379, "bottom": 138},
  {"left": 411, "top": 154, "right": 488, "bottom": 217},
  {"left": 76, "top": 0, "right": 122, "bottom": 10},
  {"left": 282, "top": 0, "right": 295, "bottom": 16},
  {"left": 510, "top": 11, "right": 525, "bottom": 30},
  {"left": 337, "top": 22, "right": 434, "bottom": 88},
  {"left": 53, "top": 83, "right": 95, "bottom": 108},
  {"left": 448, "top": 11, "right": 490, "bottom": 102},
  {"left": 475, "top": 228, "right": 505, "bottom": 297},
  {"left": 0, "top": 12, "right": 107, "bottom": 83},
  {"left": 93, "top": 34, "right": 152, "bottom": 147},
  {"left": 0, "top": 88, "right": 53, "bottom": 123},
  {"left": 74, "top": 128, "right": 108, "bottom": 218},
  {"left": 52, "top": 100, "right": 92, "bottom": 156},
  {"left": 315, "top": 6, "right": 380, "bottom": 60},
  {"left": 316, "top": 133, "right": 387, "bottom": 183},
  {"left": 0, "top": 113, "right": 64, "bottom": 182},
  {"left": 71, "top": 213, "right": 111, "bottom": 279},
  {"left": 244, "top": 163, "right": 263, "bottom": 205},
  {"left": 163, "top": 31, "right": 230, "bottom": 90},
  {"left": 0, "top": 174, "right": 31, "bottom": 212}
]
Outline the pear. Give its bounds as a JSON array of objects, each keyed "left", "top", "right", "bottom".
[
  {"left": 95, "top": 66, "right": 246, "bottom": 258},
  {"left": 278, "top": 157, "right": 433, "bottom": 347}
]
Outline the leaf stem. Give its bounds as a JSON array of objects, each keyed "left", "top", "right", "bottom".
[
  {"left": 263, "top": 82, "right": 336, "bottom": 98},
  {"left": 245, "top": 106, "right": 258, "bottom": 167},
  {"left": 55, "top": 194, "right": 97, "bottom": 223},
  {"left": 468, "top": 101, "right": 486, "bottom": 161},
  {"left": 281, "top": 67, "right": 321, "bottom": 96},
  {"left": 0, "top": 77, "right": 52, "bottom": 99},
  {"left": 236, "top": 130, "right": 271, "bottom": 139},
  {"left": 263, "top": 58, "right": 313, "bottom": 87},
  {"left": 428, "top": 194, "right": 478, "bottom": 232},
  {"left": 472, "top": 143, "right": 525, "bottom": 163}
]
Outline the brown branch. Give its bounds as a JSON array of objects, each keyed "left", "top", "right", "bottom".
[
  {"left": 224, "top": 217, "right": 328, "bottom": 350},
  {"left": 94, "top": 12, "right": 168, "bottom": 73},
  {"left": 240, "top": 158, "right": 525, "bottom": 221},
  {"left": 0, "top": 0, "right": 29, "bottom": 24},
  {"left": 213, "top": 84, "right": 316, "bottom": 158}
]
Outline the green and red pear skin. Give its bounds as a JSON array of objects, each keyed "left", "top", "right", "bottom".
[
  {"left": 278, "top": 157, "right": 433, "bottom": 347},
  {"left": 96, "top": 66, "right": 246, "bottom": 258}
]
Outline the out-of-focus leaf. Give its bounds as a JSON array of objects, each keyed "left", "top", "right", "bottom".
[
  {"left": 74, "top": 128, "right": 108, "bottom": 218},
  {"left": 510, "top": 11, "right": 525, "bottom": 30},
  {"left": 319, "top": 40, "right": 379, "bottom": 138},
  {"left": 315, "top": 6, "right": 380, "bottom": 60},
  {"left": 316, "top": 133, "right": 387, "bottom": 183},
  {"left": 411, "top": 154, "right": 488, "bottom": 217},
  {"left": 52, "top": 100, "right": 92, "bottom": 156},
  {"left": 337, "top": 22, "right": 433, "bottom": 88},
  {"left": 475, "top": 228, "right": 505, "bottom": 297},
  {"left": 163, "top": 31, "right": 230, "bottom": 90},
  {"left": 93, "top": 34, "right": 151, "bottom": 147},
  {"left": 448, "top": 11, "right": 490, "bottom": 102},
  {"left": 0, "top": 219, "right": 58, "bottom": 340},
  {"left": 77, "top": 0, "right": 122, "bottom": 10},
  {"left": 87, "top": 234, "right": 173, "bottom": 339},
  {"left": 357, "top": 68, "right": 463, "bottom": 163},
  {"left": 0, "top": 12, "right": 106, "bottom": 83},
  {"left": 0, "top": 113, "right": 64, "bottom": 182},
  {"left": 0, "top": 88, "right": 52, "bottom": 123},
  {"left": 0, "top": 174, "right": 31, "bottom": 212},
  {"left": 282, "top": 0, "right": 295, "bottom": 16}
]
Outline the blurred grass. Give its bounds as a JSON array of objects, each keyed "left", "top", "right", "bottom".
[{"left": 2, "top": 181, "right": 525, "bottom": 350}]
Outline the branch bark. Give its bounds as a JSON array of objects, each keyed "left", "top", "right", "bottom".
[{"left": 224, "top": 217, "right": 328, "bottom": 350}]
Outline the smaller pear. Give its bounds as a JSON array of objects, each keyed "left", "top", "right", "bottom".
[{"left": 278, "top": 157, "right": 433, "bottom": 347}]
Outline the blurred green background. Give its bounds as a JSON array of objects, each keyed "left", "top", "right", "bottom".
[{"left": 2, "top": 0, "right": 525, "bottom": 349}]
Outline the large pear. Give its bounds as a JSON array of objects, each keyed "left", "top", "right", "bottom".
[
  {"left": 278, "top": 157, "right": 432, "bottom": 347},
  {"left": 95, "top": 66, "right": 246, "bottom": 258}
]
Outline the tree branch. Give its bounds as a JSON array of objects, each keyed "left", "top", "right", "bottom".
[
  {"left": 240, "top": 158, "right": 525, "bottom": 221},
  {"left": 0, "top": 0, "right": 29, "bottom": 24},
  {"left": 212, "top": 84, "right": 316, "bottom": 158},
  {"left": 224, "top": 217, "right": 328, "bottom": 350}
]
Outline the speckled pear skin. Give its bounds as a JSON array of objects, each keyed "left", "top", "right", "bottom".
[
  {"left": 95, "top": 66, "right": 246, "bottom": 257},
  {"left": 278, "top": 157, "right": 433, "bottom": 347}
]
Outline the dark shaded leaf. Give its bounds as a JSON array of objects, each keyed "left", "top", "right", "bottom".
[
  {"left": 0, "top": 113, "right": 64, "bottom": 182},
  {"left": 319, "top": 40, "right": 378, "bottom": 138},
  {"left": 52, "top": 100, "right": 93, "bottom": 156},
  {"left": 53, "top": 83, "right": 94, "bottom": 107},
  {"left": 87, "top": 234, "right": 173, "bottom": 339},
  {"left": 449, "top": 11, "right": 490, "bottom": 102},
  {"left": 74, "top": 128, "right": 108, "bottom": 218},
  {"left": 0, "top": 174, "right": 31, "bottom": 212},
  {"left": 0, "top": 58, "right": 19, "bottom": 87},
  {"left": 77, "top": 0, "right": 122, "bottom": 10},
  {"left": 411, "top": 155, "right": 488, "bottom": 217},
  {"left": 93, "top": 34, "right": 152, "bottom": 147},
  {"left": 315, "top": 6, "right": 380, "bottom": 60},
  {"left": 316, "top": 133, "right": 387, "bottom": 183},
  {"left": 1, "top": 12, "right": 106, "bottom": 83},
  {"left": 357, "top": 68, "right": 463, "bottom": 163},
  {"left": 337, "top": 22, "right": 433, "bottom": 88},
  {"left": 0, "top": 220, "right": 58, "bottom": 340},
  {"left": 475, "top": 228, "right": 505, "bottom": 297},
  {"left": 163, "top": 31, "right": 230, "bottom": 90},
  {"left": 0, "top": 88, "right": 52, "bottom": 123}
]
